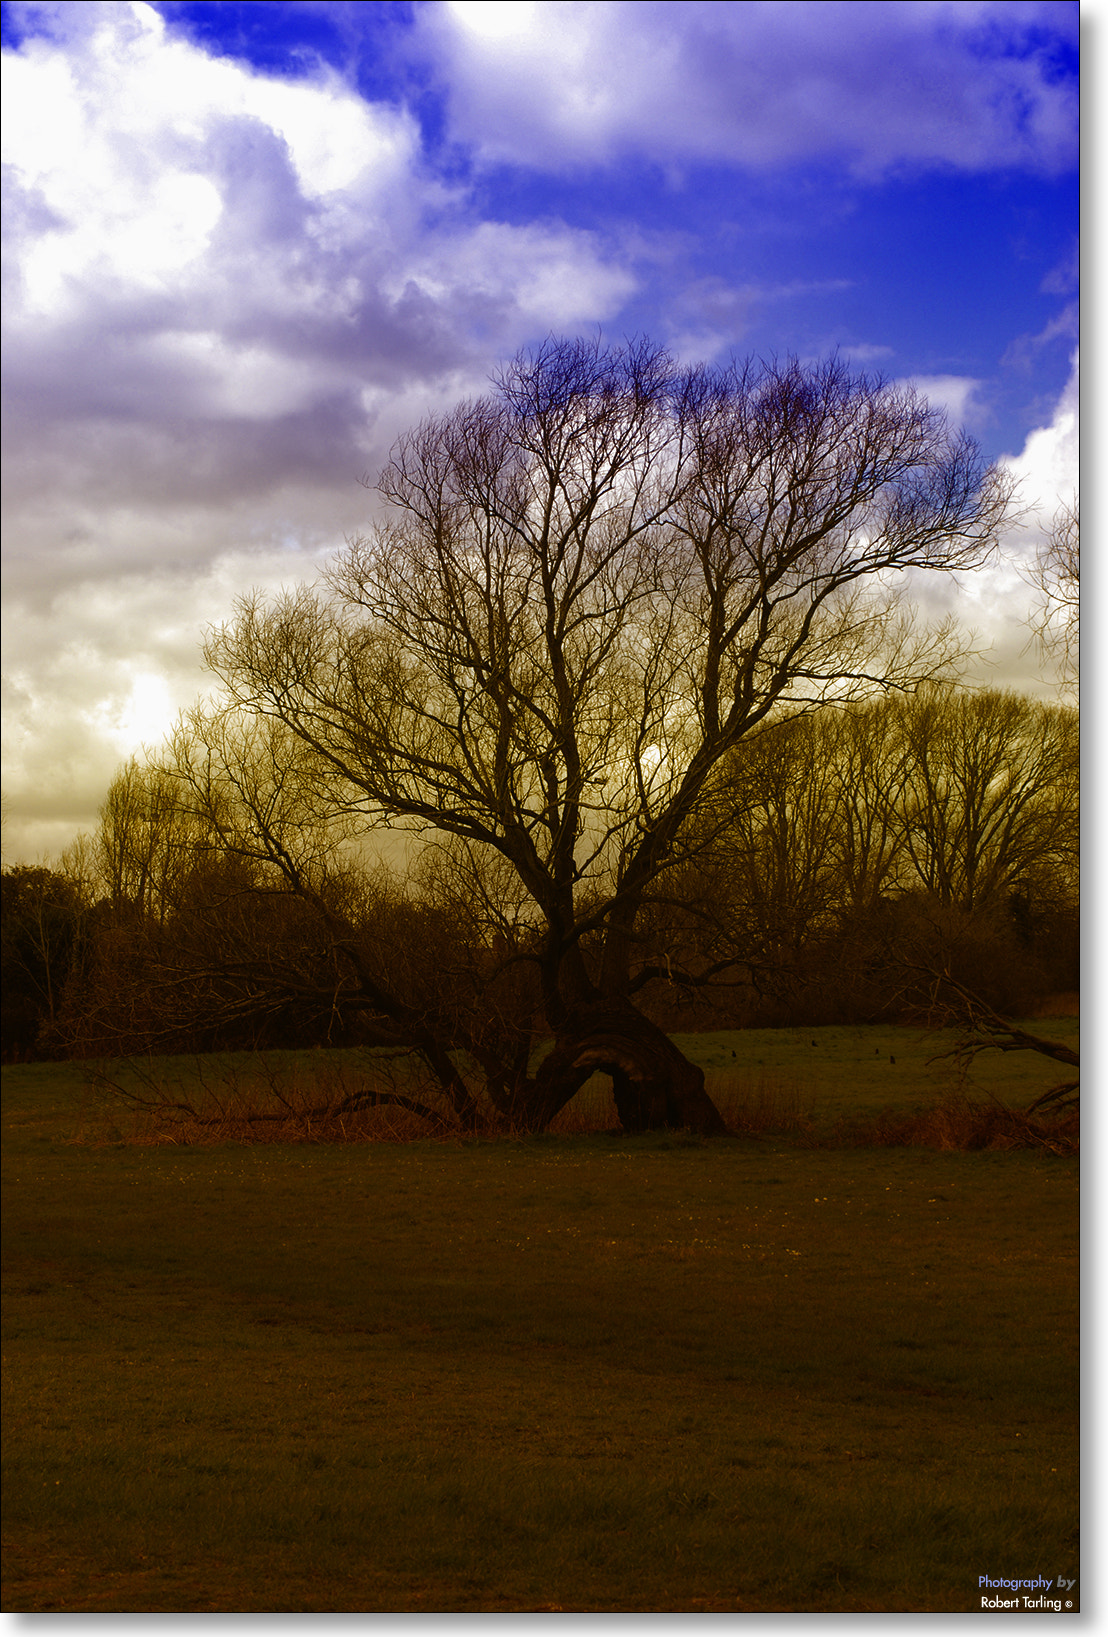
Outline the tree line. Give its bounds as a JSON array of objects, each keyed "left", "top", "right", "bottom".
[
  {"left": 3, "top": 685, "right": 1076, "bottom": 1104},
  {"left": 1, "top": 338, "right": 1076, "bottom": 1133}
]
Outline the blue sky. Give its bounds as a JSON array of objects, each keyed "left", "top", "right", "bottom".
[{"left": 1, "top": 0, "right": 1080, "bottom": 861}]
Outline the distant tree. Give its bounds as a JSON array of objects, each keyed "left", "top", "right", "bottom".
[
  {"left": 667, "top": 686, "right": 1078, "bottom": 1025},
  {"left": 894, "top": 686, "right": 1078, "bottom": 913},
  {"left": 93, "top": 757, "right": 211, "bottom": 924},
  {"left": 659, "top": 712, "right": 845, "bottom": 1022},
  {"left": 1, "top": 865, "right": 88, "bottom": 1058},
  {"left": 1026, "top": 496, "right": 1079, "bottom": 691},
  {"left": 194, "top": 336, "right": 1014, "bottom": 1132}
]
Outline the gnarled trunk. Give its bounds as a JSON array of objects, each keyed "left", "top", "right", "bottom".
[{"left": 533, "top": 1002, "right": 730, "bottom": 1135}]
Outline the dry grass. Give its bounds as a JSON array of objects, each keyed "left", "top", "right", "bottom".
[
  {"left": 1028, "top": 990, "right": 1080, "bottom": 1019},
  {"left": 2, "top": 1098, "right": 1080, "bottom": 1614},
  {"left": 824, "top": 1090, "right": 1079, "bottom": 1156},
  {"left": 80, "top": 1055, "right": 462, "bottom": 1145},
  {"left": 544, "top": 1071, "right": 622, "bottom": 1134},
  {"left": 80, "top": 1059, "right": 817, "bottom": 1147},
  {"left": 704, "top": 1070, "right": 811, "bottom": 1136},
  {"left": 77, "top": 1041, "right": 1077, "bottom": 1155},
  {"left": 541, "top": 1069, "right": 810, "bottom": 1139},
  {"left": 549, "top": 1071, "right": 1080, "bottom": 1155}
]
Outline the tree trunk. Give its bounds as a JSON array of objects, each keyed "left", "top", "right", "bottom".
[{"left": 532, "top": 1002, "right": 730, "bottom": 1135}]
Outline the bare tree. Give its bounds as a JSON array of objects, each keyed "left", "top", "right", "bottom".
[
  {"left": 167, "top": 708, "right": 542, "bottom": 1125},
  {"left": 894, "top": 686, "right": 1078, "bottom": 912},
  {"left": 202, "top": 337, "right": 1014, "bottom": 1133},
  {"left": 695, "top": 713, "right": 843, "bottom": 969},
  {"left": 639, "top": 686, "right": 1077, "bottom": 1028},
  {"left": 1, "top": 865, "right": 89, "bottom": 1056},
  {"left": 822, "top": 698, "right": 912, "bottom": 915},
  {"left": 1026, "top": 496, "right": 1079, "bottom": 691}
]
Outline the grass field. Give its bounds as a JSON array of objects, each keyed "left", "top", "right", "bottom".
[{"left": 1, "top": 1023, "right": 1080, "bottom": 1613}]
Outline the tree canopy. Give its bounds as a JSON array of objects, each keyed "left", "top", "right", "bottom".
[
  {"left": 175, "top": 336, "right": 1015, "bottom": 1131},
  {"left": 13, "top": 337, "right": 1031, "bottom": 1125}
]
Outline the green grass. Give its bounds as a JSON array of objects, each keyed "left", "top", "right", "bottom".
[
  {"left": 676, "top": 1019, "right": 1080, "bottom": 1123},
  {"left": 1, "top": 1025, "right": 1080, "bottom": 1613},
  {"left": 12, "top": 1016, "right": 1077, "bottom": 1146},
  {"left": 559, "top": 1019, "right": 1080, "bottom": 1141}
]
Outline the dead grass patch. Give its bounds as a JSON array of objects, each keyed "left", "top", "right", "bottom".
[
  {"left": 75, "top": 1048, "right": 1077, "bottom": 1155},
  {"left": 544, "top": 1069, "right": 812, "bottom": 1139},
  {"left": 79, "top": 1054, "right": 463, "bottom": 1145},
  {"left": 703, "top": 1070, "right": 812, "bottom": 1137},
  {"left": 1028, "top": 990, "right": 1080, "bottom": 1019},
  {"left": 824, "top": 1090, "right": 1078, "bottom": 1155}
]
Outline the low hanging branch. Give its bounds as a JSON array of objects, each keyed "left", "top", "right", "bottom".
[
  {"left": 922, "top": 969, "right": 1079, "bottom": 1119},
  {"left": 82, "top": 1050, "right": 459, "bottom": 1140}
]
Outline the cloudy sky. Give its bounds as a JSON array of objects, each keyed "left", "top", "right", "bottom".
[{"left": 1, "top": 0, "right": 1080, "bottom": 863}]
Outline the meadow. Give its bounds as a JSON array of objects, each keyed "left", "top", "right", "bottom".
[{"left": 1, "top": 1022, "right": 1079, "bottom": 1613}]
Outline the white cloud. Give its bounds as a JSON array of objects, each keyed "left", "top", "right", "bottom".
[
  {"left": 913, "top": 353, "right": 1079, "bottom": 694},
  {"left": 422, "top": 0, "right": 1078, "bottom": 178},
  {"left": 1001, "top": 351, "right": 1079, "bottom": 544},
  {"left": 908, "top": 374, "right": 986, "bottom": 433},
  {"left": 393, "top": 219, "right": 636, "bottom": 333},
  {"left": 1, "top": 1, "right": 632, "bottom": 409},
  {"left": 1, "top": 0, "right": 637, "bottom": 863}
]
